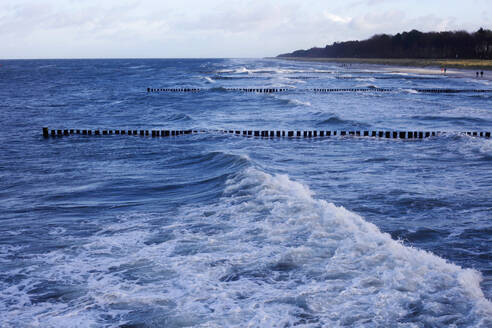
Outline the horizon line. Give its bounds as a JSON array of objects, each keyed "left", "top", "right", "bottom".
[{"left": 0, "top": 57, "right": 268, "bottom": 61}]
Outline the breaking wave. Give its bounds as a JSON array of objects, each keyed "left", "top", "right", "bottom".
[
  {"left": 0, "top": 163, "right": 490, "bottom": 327},
  {"left": 315, "top": 114, "right": 371, "bottom": 128}
]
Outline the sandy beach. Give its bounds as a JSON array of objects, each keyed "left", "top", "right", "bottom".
[
  {"left": 377, "top": 66, "right": 492, "bottom": 81},
  {"left": 273, "top": 57, "right": 492, "bottom": 82}
]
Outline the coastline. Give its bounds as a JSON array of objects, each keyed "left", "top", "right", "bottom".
[{"left": 272, "top": 57, "right": 492, "bottom": 81}]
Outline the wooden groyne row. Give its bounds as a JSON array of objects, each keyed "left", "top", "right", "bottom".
[
  {"left": 42, "top": 128, "right": 491, "bottom": 139},
  {"left": 147, "top": 87, "right": 492, "bottom": 93},
  {"left": 42, "top": 128, "right": 193, "bottom": 137}
]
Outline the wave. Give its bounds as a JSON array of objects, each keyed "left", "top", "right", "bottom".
[
  {"left": 272, "top": 96, "right": 311, "bottom": 107},
  {"left": 211, "top": 75, "right": 267, "bottom": 80},
  {"left": 315, "top": 114, "right": 370, "bottom": 128},
  {"left": 411, "top": 115, "right": 489, "bottom": 124},
  {"left": 286, "top": 76, "right": 319, "bottom": 80},
  {"left": 454, "top": 137, "right": 492, "bottom": 161},
  {"left": 476, "top": 139, "right": 492, "bottom": 159},
  {"left": 464, "top": 78, "right": 491, "bottom": 86},
  {"left": 337, "top": 75, "right": 439, "bottom": 80},
  {"left": 289, "top": 98, "right": 311, "bottom": 106},
  {"left": 216, "top": 67, "right": 273, "bottom": 74},
  {"left": 203, "top": 76, "right": 216, "bottom": 83},
  {"left": 37, "top": 65, "right": 56, "bottom": 69},
  {"left": 166, "top": 113, "right": 192, "bottom": 121},
  {"left": 355, "top": 77, "right": 376, "bottom": 82},
  {"left": 1, "top": 167, "right": 490, "bottom": 326},
  {"left": 276, "top": 77, "right": 307, "bottom": 84},
  {"left": 215, "top": 67, "right": 335, "bottom": 75},
  {"left": 209, "top": 86, "right": 229, "bottom": 92},
  {"left": 127, "top": 65, "right": 148, "bottom": 70},
  {"left": 355, "top": 83, "right": 379, "bottom": 89}
]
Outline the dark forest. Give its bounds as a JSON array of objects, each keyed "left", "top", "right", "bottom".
[{"left": 278, "top": 28, "right": 492, "bottom": 59}]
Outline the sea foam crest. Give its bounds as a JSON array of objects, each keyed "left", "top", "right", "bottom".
[
  {"left": 218, "top": 168, "right": 492, "bottom": 326},
  {"left": 1, "top": 168, "right": 491, "bottom": 327}
]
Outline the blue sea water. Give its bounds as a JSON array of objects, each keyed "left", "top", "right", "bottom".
[{"left": 0, "top": 58, "right": 491, "bottom": 327}]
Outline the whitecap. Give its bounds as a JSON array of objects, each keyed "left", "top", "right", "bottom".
[
  {"left": 288, "top": 98, "right": 311, "bottom": 106},
  {"left": 355, "top": 77, "right": 376, "bottom": 82},
  {"left": 1, "top": 169, "right": 491, "bottom": 327}
]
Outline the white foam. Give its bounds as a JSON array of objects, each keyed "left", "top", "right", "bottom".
[
  {"left": 289, "top": 99, "right": 311, "bottom": 106},
  {"left": 464, "top": 78, "right": 491, "bottom": 86},
  {"left": 216, "top": 67, "right": 336, "bottom": 75},
  {"left": 456, "top": 137, "right": 492, "bottom": 159},
  {"left": 355, "top": 77, "right": 376, "bottom": 82},
  {"left": 127, "top": 65, "right": 147, "bottom": 69},
  {"left": 1, "top": 169, "right": 491, "bottom": 326}
]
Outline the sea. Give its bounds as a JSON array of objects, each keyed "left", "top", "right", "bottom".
[{"left": 0, "top": 58, "right": 491, "bottom": 327}]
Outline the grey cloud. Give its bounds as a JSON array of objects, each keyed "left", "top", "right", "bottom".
[
  {"left": 0, "top": 1, "right": 159, "bottom": 37},
  {"left": 174, "top": 3, "right": 300, "bottom": 33}
]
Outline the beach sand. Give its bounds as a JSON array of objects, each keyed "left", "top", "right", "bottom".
[
  {"left": 272, "top": 57, "right": 492, "bottom": 82},
  {"left": 379, "top": 66, "right": 492, "bottom": 81}
]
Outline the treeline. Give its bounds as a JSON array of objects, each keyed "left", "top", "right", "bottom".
[{"left": 278, "top": 28, "right": 492, "bottom": 59}]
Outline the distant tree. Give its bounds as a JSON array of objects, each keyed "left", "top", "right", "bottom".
[{"left": 278, "top": 28, "right": 492, "bottom": 59}]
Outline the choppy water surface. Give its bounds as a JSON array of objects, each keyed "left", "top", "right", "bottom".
[{"left": 0, "top": 58, "right": 491, "bottom": 327}]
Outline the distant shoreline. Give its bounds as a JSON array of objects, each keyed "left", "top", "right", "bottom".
[{"left": 274, "top": 57, "right": 492, "bottom": 70}]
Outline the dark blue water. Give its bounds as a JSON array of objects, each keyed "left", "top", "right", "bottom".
[{"left": 0, "top": 58, "right": 491, "bottom": 327}]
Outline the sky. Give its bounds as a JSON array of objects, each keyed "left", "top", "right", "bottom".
[{"left": 0, "top": 0, "right": 490, "bottom": 59}]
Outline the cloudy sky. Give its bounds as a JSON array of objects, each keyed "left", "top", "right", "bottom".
[{"left": 1, "top": 0, "right": 490, "bottom": 59}]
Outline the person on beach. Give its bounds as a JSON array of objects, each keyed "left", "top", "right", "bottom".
[
  {"left": 481, "top": 71, "right": 484, "bottom": 77},
  {"left": 476, "top": 72, "right": 479, "bottom": 78}
]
